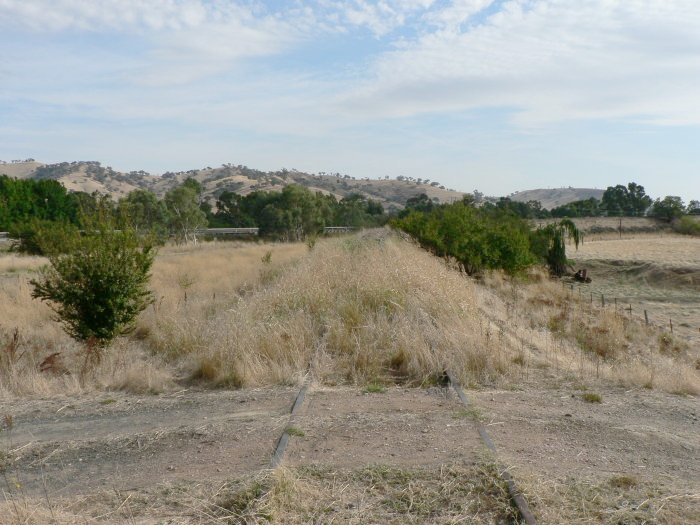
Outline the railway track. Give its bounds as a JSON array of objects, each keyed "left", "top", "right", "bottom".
[
  {"left": 270, "top": 358, "right": 538, "bottom": 524},
  {"left": 4, "top": 346, "right": 538, "bottom": 522}
]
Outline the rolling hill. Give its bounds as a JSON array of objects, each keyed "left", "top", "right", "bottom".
[
  {"left": 1, "top": 160, "right": 464, "bottom": 211},
  {"left": 508, "top": 187, "right": 605, "bottom": 209},
  {"left": 2, "top": 159, "right": 608, "bottom": 210}
]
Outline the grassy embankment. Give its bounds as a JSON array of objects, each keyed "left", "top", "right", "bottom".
[
  {"left": 1, "top": 229, "right": 699, "bottom": 524},
  {"left": 2, "top": 229, "right": 697, "bottom": 397}
]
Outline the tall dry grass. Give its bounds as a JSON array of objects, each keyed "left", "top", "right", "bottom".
[
  {"left": 480, "top": 268, "right": 700, "bottom": 395},
  {"left": 2, "top": 231, "right": 697, "bottom": 398},
  {"left": 150, "top": 230, "right": 512, "bottom": 388},
  {"left": 0, "top": 240, "right": 307, "bottom": 398}
]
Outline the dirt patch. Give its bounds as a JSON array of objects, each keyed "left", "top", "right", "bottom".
[
  {"left": 471, "top": 382, "right": 700, "bottom": 523},
  {"left": 2, "top": 388, "right": 297, "bottom": 497},
  {"left": 285, "top": 385, "right": 483, "bottom": 469}
]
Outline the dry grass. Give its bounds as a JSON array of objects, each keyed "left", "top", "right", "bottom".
[
  {"left": 570, "top": 235, "right": 700, "bottom": 347},
  {"left": 480, "top": 266, "right": 700, "bottom": 396},
  {"left": 520, "top": 472, "right": 700, "bottom": 525},
  {"left": 0, "top": 463, "right": 519, "bottom": 524},
  {"left": 536, "top": 217, "right": 668, "bottom": 238},
  {"left": 574, "top": 235, "right": 700, "bottom": 267},
  {"left": 3, "top": 230, "right": 697, "bottom": 398},
  {"left": 0, "top": 240, "right": 307, "bottom": 398},
  {"left": 160, "top": 230, "right": 514, "bottom": 389}
]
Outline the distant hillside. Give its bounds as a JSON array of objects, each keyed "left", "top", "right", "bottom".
[
  {"left": 0, "top": 160, "right": 42, "bottom": 179},
  {"left": 509, "top": 188, "right": 605, "bottom": 209},
  {"left": 0, "top": 160, "right": 464, "bottom": 210}
]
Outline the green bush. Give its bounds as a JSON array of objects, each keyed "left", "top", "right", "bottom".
[
  {"left": 394, "top": 202, "right": 534, "bottom": 275},
  {"left": 672, "top": 215, "right": 700, "bottom": 236},
  {"left": 30, "top": 212, "right": 156, "bottom": 347},
  {"left": 9, "top": 219, "right": 79, "bottom": 255},
  {"left": 394, "top": 203, "right": 581, "bottom": 277}
]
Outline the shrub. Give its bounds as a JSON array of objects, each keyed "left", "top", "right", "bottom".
[
  {"left": 30, "top": 211, "right": 156, "bottom": 347},
  {"left": 530, "top": 219, "right": 581, "bottom": 276},
  {"left": 393, "top": 203, "right": 534, "bottom": 275},
  {"left": 672, "top": 216, "right": 700, "bottom": 236},
  {"left": 8, "top": 219, "right": 79, "bottom": 255}
]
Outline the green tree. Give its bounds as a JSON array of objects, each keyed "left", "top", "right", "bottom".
[
  {"left": 399, "top": 193, "right": 435, "bottom": 218},
  {"left": 394, "top": 202, "right": 534, "bottom": 276},
  {"left": 118, "top": 189, "right": 169, "bottom": 237},
  {"left": 601, "top": 184, "right": 629, "bottom": 216},
  {"left": 164, "top": 182, "right": 207, "bottom": 243},
  {"left": 335, "top": 194, "right": 386, "bottom": 228},
  {"left": 530, "top": 219, "right": 581, "bottom": 276},
  {"left": 30, "top": 208, "right": 156, "bottom": 347},
  {"left": 0, "top": 175, "right": 81, "bottom": 229},
  {"left": 626, "top": 182, "right": 653, "bottom": 216},
  {"left": 550, "top": 198, "right": 601, "bottom": 218},
  {"left": 601, "top": 183, "right": 652, "bottom": 216},
  {"left": 211, "top": 190, "right": 256, "bottom": 227},
  {"left": 650, "top": 196, "right": 685, "bottom": 222}
]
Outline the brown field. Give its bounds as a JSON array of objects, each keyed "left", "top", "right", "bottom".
[
  {"left": 570, "top": 235, "right": 700, "bottom": 346},
  {"left": 575, "top": 234, "right": 700, "bottom": 266},
  {"left": 535, "top": 216, "right": 670, "bottom": 238},
  {"left": 1, "top": 230, "right": 698, "bottom": 523}
]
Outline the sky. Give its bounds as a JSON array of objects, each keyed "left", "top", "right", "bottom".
[{"left": 1, "top": 0, "right": 699, "bottom": 201}]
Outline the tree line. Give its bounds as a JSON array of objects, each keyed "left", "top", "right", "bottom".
[
  {"left": 466, "top": 183, "right": 697, "bottom": 222},
  {"left": 3, "top": 174, "right": 698, "bottom": 253},
  {"left": 394, "top": 197, "right": 580, "bottom": 277},
  {"left": 0, "top": 175, "right": 387, "bottom": 252}
]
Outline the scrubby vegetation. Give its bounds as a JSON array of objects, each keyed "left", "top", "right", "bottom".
[
  {"left": 29, "top": 208, "right": 156, "bottom": 348},
  {"left": 2, "top": 229, "right": 697, "bottom": 399},
  {"left": 394, "top": 198, "right": 581, "bottom": 276}
]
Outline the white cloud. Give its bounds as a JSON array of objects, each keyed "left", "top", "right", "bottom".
[
  {"left": 423, "top": 0, "right": 495, "bottom": 30},
  {"left": 0, "top": 0, "right": 214, "bottom": 32},
  {"left": 318, "top": 0, "right": 437, "bottom": 36},
  {"left": 0, "top": 0, "right": 306, "bottom": 86},
  {"left": 338, "top": 0, "right": 700, "bottom": 125},
  {"left": 2, "top": 0, "right": 700, "bottom": 168}
]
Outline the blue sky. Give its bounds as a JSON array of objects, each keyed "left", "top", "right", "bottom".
[{"left": 1, "top": 0, "right": 699, "bottom": 201}]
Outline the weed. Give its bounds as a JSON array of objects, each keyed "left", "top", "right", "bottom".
[
  {"left": 285, "top": 426, "right": 305, "bottom": 437},
  {"left": 609, "top": 475, "right": 638, "bottom": 488},
  {"left": 453, "top": 407, "right": 484, "bottom": 421},
  {"left": 364, "top": 381, "right": 387, "bottom": 394},
  {"left": 512, "top": 353, "right": 526, "bottom": 366},
  {"left": 658, "top": 332, "right": 683, "bottom": 355},
  {"left": 547, "top": 312, "right": 567, "bottom": 333},
  {"left": 581, "top": 392, "right": 602, "bottom": 403}
]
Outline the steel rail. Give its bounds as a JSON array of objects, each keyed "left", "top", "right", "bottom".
[
  {"left": 269, "top": 347, "right": 321, "bottom": 468},
  {"left": 447, "top": 370, "right": 538, "bottom": 525}
]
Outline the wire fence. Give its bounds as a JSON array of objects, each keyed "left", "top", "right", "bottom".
[{"left": 560, "top": 280, "right": 699, "bottom": 344}]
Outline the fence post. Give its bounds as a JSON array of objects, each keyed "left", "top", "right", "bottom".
[
  {"left": 644, "top": 310, "right": 649, "bottom": 325},
  {"left": 601, "top": 294, "right": 605, "bottom": 308},
  {"left": 670, "top": 318, "right": 673, "bottom": 334},
  {"left": 614, "top": 297, "right": 617, "bottom": 310}
]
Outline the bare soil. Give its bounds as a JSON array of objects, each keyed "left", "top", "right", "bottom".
[
  {"left": 2, "top": 388, "right": 296, "bottom": 497},
  {"left": 285, "top": 385, "right": 483, "bottom": 468},
  {"left": 2, "top": 378, "right": 697, "bottom": 523},
  {"left": 473, "top": 382, "right": 698, "bottom": 489}
]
